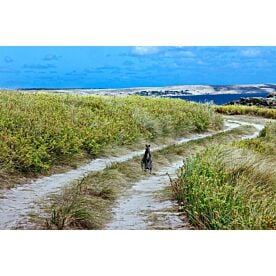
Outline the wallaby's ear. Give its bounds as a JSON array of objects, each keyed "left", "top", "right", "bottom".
[{"left": 148, "top": 145, "right": 150, "bottom": 147}]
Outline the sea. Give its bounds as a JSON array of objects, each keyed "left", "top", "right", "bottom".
[{"left": 165, "top": 92, "right": 269, "bottom": 105}]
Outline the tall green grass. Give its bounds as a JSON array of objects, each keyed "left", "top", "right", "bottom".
[
  {"left": 0, "top": 91, "right": 222, "bottom": 175},
  {"left": 172, "top": 122, "right": 276, "bottom": 230}
]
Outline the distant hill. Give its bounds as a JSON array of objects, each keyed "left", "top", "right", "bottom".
[{"left": 10, "top": 83, "right": 276, "bottom": 96}]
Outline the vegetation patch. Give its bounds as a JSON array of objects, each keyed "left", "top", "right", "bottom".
[
  {"left": 234, "top": 121, "right": 276, "bottom": 156},
  {"left": 0, "top": 91, "right": 222, "bottom": 188},
  {"left": 172, "top": 122, "right": 276, "bottom": 230},
  {"left": 215, "top": 105, "right": 276, "bottom": 119}
]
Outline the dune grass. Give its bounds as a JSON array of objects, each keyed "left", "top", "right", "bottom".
[
  {"left": 215, "top": 105, "right": 276, "bottom": 119},
  {"left": 172, "top": 122, "right": 276, "bottom": 230},
  {"left": 37, "top": 125, "right": 255, "bottom": 230},
  {"left": 0, "top": 92, "right": 222, "bottom": 188}
]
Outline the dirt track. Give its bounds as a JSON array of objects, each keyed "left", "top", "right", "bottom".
[{"left": 0, "top": 119, "right": 264, "bottom": 229}]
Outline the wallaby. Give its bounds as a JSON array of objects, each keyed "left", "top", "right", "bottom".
[{"left": 141, "top": 144, "right": 152, "bottom": 173}]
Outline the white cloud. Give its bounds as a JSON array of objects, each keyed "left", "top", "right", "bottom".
[
  {"left": 196, "top": 59, "right": 205, "bottom": 65},
  {"left": 132, "top": 46, "right": 159, "bottom": 55},
  {"left": 43, "top": 54, "right": 61, "bottom": 61},
  {"left": 179, "top": 50, "right": 195, "bottom": 57},
  {"left": 163, "top": 49, "right": 195, "bottom": 58},
  {"left": 226, "top": 62, "right": 241, "bottom": 69},
  {"left": 241, "top": 48, "right": 261, "bottom": 57}
]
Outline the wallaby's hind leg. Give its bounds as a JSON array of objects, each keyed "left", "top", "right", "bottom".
[{"left": 141, "top": 160, "right": 145, "bottom": 172}]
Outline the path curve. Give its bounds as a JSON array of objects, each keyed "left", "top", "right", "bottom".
[{"left": 105, "top": 120, "right": 264, "bottom": 230}]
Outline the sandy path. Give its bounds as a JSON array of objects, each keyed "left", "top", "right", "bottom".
[
  {"left": 0, "top": 119, "right": 262, "bottom": 229},
  {"left": 105, "top": 159, "right": 187, "bottom": 230},
  {"left": 105, "top": 121, "right": 264, "bottom": 230}
]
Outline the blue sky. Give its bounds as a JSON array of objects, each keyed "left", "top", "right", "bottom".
[{"left": 0, "top": 46, "right": 276, "bottom": 88}]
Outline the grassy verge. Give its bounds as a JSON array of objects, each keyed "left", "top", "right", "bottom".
[
  {"left": 0, "top": 91, "right": 222, "bottom": 189},
  {"left": 215, "top": 105, "right": 276, "bottom": 119},
  {"left": 172, "top": 122, "right": 276, "bottom": 230},
  {"left": 31, "top": 124, "right": 255, "bottom": 229}
]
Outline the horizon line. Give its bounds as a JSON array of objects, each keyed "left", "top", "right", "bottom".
[{"left": 1, "top": 83, "right": 275, "bottom": 91}]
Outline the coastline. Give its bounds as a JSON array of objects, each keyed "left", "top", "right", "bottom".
[{"left": 1, "top": 83, "right": 275, "bottom": 97}]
